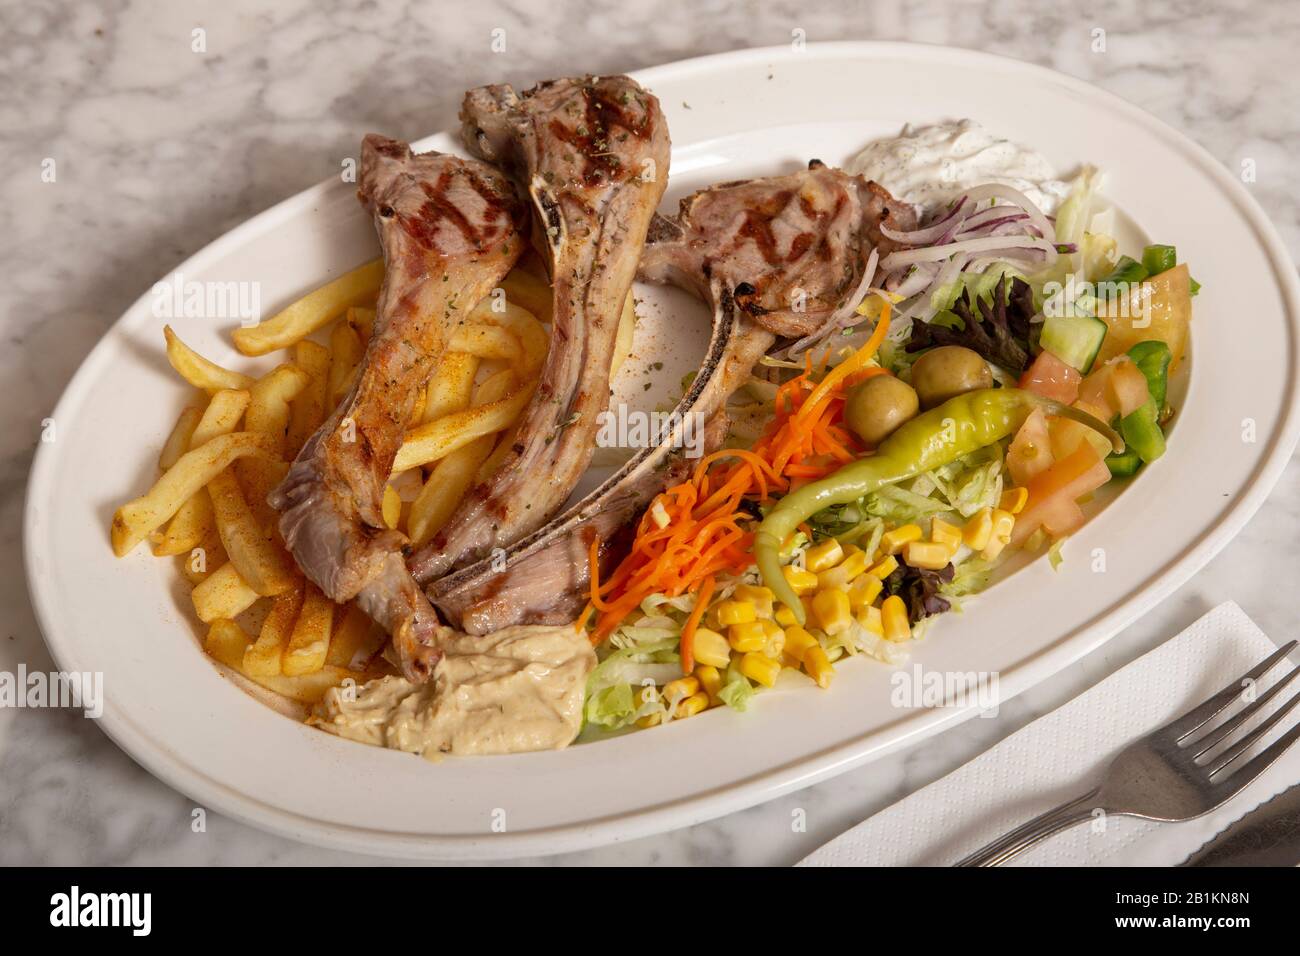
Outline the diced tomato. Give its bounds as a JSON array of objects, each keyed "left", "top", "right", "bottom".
[
  {"left": 1078, "top": 357, "right": 1150, "bottom": 419},
  {"left": 1049, "top": 399, "right": 1115, "bottom": 460},
  {"left": 1019, "top": 350, "right": 1082, "bottom": 404},
  {"left": 1007, "top": 407, "right": 1054, "bottom": 486},
  {"left": 1011, "top": 443, "right": 1111, "bottom": 546}
]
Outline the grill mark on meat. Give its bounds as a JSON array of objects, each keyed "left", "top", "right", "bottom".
[
  {"left": 421, "top": 166, "right": 913, "bottom": 635},
  {"left": 270, "top": 135, "right": 524, "bottom": 681},
  {"left": 405, "top": 75, "right": 669, "bottom": 585}
]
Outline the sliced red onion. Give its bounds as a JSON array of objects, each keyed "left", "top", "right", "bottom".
[
  {"left": 889, "top": 261, "right": 938, "bottom": 298},
  {"left": 878, "top": 197, "right": 970, "bottom": 245},
  {"left": 957, "top": 206, "right": 1029, "bottom": 232},
  {"left": 783, "top": 247, "right": 880, "bottom": 358},
  {"left": 954, "top": 184, "right": 1056, "bottom": 245},
  {"left": 881, "top": 235, "right": 1056, "bottom": 271}
]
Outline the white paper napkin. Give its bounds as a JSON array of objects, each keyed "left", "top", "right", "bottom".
[{"left": 799, "top": 601, "right": 1300, "bottom": 866}]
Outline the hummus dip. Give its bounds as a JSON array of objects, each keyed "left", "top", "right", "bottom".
[{"left": 314, "top": 624, "right": 596, "bottom": 758}]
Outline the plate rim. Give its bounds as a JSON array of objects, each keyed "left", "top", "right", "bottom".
[{"left": 23, "top": 40, "right": 1300, "bottom": 859}]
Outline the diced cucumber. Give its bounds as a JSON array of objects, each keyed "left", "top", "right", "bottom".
[{"left": 1039, "top": 312, "right": 1109, "bottom": 373}]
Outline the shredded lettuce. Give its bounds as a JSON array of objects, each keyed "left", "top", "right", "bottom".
[{"left": 718, "top": 663, "right": 756, "bottom": 711}]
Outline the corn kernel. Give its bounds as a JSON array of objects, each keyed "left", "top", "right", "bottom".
[
  {"left": 759, "top": 619, "right": 785, "bottom": 658},
  {"left": 803, "top": 645, "right": 834, "bottom": 689},
  {"left": 981, "top": 534, "right": 1010, "bottom": 561},
  {"left": 858, "top": 604, "right": 883, "bottom": 636},
  {"left": 963, "top": 508, "right": 993, "bottom": 551},
  {"left": 775, "top": 604, "right": 799, "bottom": 627},
  {"left": 930, "top": 516, "right": 962, "bottom": 550},
  {"left": 739, "top": 652, "right": 782, "bottom": 688},
  {"left": 847, "top": 573, "right": 883, "bottom": 611},
  {"left": 782, "top": 565, "right": 819, "bottom": 595},
  {"left": 881, "top": 595, "right": 911, "bottom": 643},
  {"left": 992, "top": 508, "right": 1016, "bottom": 537},
  {"left": 636, "top": 711, "right": 663, "bottom": 729},
  {"left": 733, "top": 584, "right": 775, "bottom": 619},
  {"left": 695, "top": 665, "right": 723, "bottom": 705},
  {"left": 881, "top": 524, "right": 923, "bottom": 555},
  {"left": 715, "top": 599, "right": 756, "bottom": 627},
  {"left": 867, "top": 554, "right": 899, "bottom": 580},
  {"left": 817, "top": 550, "right": 869, "bottom": 590},
  {"left": 728, "top": 621, "right": 766, "bottom": 652},
  {"left": 811, "top": 588, "right": 851, "bottom": 635},
  {"left": 782, "top": 625, "right": 819, "bottom": 663},
  {"left": 663, "top": 675, "right": 700, "bottom": 701},
  {"left": 902, "top": 540, "right": 952, "bottom": 571},
  {"left": 692, "top": 628, "right": 731, "bottom": 669},
  {"left": 804, "top": 538, "right": 844, "bottom": 572},
  {"left": 999, "top": 487, "right": 1028, "bottom": 514},
  {"left": 675, "top": 691, "right": 709, "bottom": 718}
]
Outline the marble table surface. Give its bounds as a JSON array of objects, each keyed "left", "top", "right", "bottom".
[{"left": 2, "top": 0, "right": 1298, "bottom": 866}]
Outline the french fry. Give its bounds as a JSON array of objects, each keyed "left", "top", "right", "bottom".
[
  {"left": 190, "top": 389, "right": 250, "bottom": 447},
  {"left": 448, "top": 324, "right": 524, "bottom": 365},
  {"left": 346, "top": 305, "right": 376, "bottom": 343},
  {"left": 285, "top": 340, "right": 331, "bottom": 453},
  {"left": 408, "top": 437, "right": 494, "bottom": 546},
  {"left": 151, "top": 490, "right": 214, "bottom": 556},
  {"left": 205, "top": 619, "right": 356, "bottom": 705},
  {"left": 232, "top": 258, "right": 384, "bottom": 356},
  {"left": 239, "top": 363, "right": 309, "bottom": 526},
  {"left": 422, "top": 351, "right": 479, "bottom": 423},
  {"left": 393, "top": 379, "right": 535, "bottom": 472},
  {"left": 245, "top": 363, "right": 310, "bottom": 452},
  {"left": 192, "top": 562, "right": 260, "bottom": 622},
  {"left": 207, "top": 468, "right": 295, "bottom": 596},
  {"left": 111, "top": 431, "right": 275, "bottom": 555},
  {"left": 328, "top": 320, "right": 364, "bottom": 405},
  {"left": 468, "top": 300, "right": 550, "bottom": 377},
  {"left": 406, "top": 369, "right": 517, "bottom": 545},
  {"left": 179, "top": 532, "right": 226, "bottom": 585},
  {"left": 381, "top": 484, "right": 402, "bottom": 529},
  {"left": 282, "top": 583, "right": 333, "bottom": 676},
  {"left": 327, "top": 603, "right": 385, "bottom": 670},
  {"left": 158, "top": 405, "right": 203, "bottom": 470},
  {"left": 243, "top": 581, "right": 304, "bottom": 677},
  {"left": 164, "top": 325, "right": 255, "bottom": 391},
  {"left": 611, "top": 292, "right": 636, "bottom": 377},
  {"left": 500, "top": 268, "right": 552, "bottom": 321}
]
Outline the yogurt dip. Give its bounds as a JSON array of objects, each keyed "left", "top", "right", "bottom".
[{"left": 847, "top": 119, "right": 1074, "bottom": 214}]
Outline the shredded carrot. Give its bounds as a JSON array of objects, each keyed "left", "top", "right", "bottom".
[
  {"left": 679, "top": 575, "right": 715, "bottom": 674},
  {"left": 585, "top": 305, "right": 892, "bottom": 646}
]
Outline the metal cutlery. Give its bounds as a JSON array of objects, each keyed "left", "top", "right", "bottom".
[{"left": 957, "top": 640, "right": 1300, "bottom": 866}]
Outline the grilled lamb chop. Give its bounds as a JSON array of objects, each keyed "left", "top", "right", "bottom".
[
  {"left": 425, "top": 162, "right": 914, "bottom": 633},
  {"left": 407, "top": 75, "right": 670, "bottom": 584},
  {"left": 270, "top": 135, "right": 524, "bottom": 680}
]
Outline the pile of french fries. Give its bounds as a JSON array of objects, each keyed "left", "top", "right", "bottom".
[{"left": 112, "top": 255, "right": 637, "bottom": 709}]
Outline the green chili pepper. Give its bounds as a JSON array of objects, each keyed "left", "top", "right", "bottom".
[{"left": 755, "top": 388, "right": 1124, "bottom": 621}]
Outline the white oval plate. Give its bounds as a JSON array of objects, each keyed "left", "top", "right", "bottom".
[{"left": 25, "top": 42, "right": 1300, "bottom": 859}]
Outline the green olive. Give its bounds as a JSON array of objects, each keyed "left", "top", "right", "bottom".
[
  {"left": 910, "top": 346, "right": 993, "bottom": 409},
  {"left": 844, "top": 375, "right": 920, "bottom": 446}
]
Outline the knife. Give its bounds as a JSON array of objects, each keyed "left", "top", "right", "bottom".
[{"left": 1181, "top": 784, "right": 1300, "bottom": 866}]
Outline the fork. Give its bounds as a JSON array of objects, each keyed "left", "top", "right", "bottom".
[{"left": 956, "top": 640, "right": 1300, "bottom": 866}]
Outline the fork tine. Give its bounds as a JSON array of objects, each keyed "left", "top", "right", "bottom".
[
  {"left": 1207, "top": 685, "right": 1300, "bottom": 777},
  {"left": 1167, "top": 640, "right": 1297, "bottom": 741},
  {"left": 1190, "top": 663, "right": 1300, "bottom": 758},
  {"left": 1206, "top": 715, "right": 1300, "bottom": 809}
]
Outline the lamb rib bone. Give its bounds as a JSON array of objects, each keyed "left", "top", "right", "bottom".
[
  {"left": 423, "top": 162, "right": 915, "bottom": 634},
  {"left": 270, "top": 135, "right": 524, "bottom": 681},
  {"left": 407, "top": 75, "right": 670, "bottom": 584}
]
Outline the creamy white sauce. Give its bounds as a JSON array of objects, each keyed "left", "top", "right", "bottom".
[
  {"left": 314, "top": 624, "right": 596, "bottom": 758},
  {"left": 847, "top": 119, "right": 1073, "bottom": 214}
]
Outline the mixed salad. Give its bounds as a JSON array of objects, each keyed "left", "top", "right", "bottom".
[{"left": 579, "top": 134, "right": 1196, "bottom": 736}]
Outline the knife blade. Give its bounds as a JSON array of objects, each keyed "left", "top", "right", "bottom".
[{"left": 1181, "top": 784, "right": 1300, "bottom": 866}]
